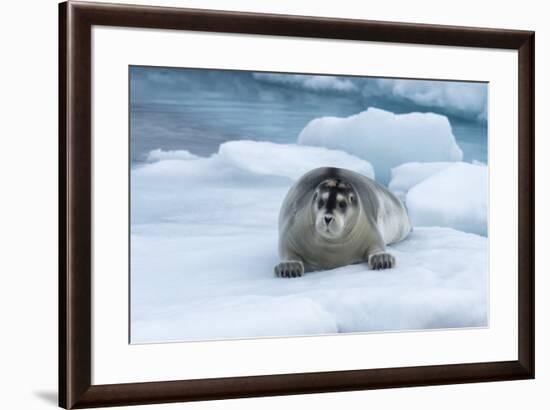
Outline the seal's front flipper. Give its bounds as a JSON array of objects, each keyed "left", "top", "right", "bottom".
[
  {"left": 368, "top": 252, "right": 395, "bottom": 270},
  {"left": 274, "top": 260, "right": 305, "bottom": 278}
]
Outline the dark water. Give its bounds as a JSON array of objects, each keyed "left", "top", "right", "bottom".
[
  {"left": 129, "top": 67, "right": 487, "bottom": 166},
  {"left": 130, "top": 100, "right": 487, "bottom": 166},
  {"left": 130, "top": 97, "right": 358, "bottom": 162}
]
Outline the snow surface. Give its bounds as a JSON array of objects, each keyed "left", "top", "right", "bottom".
[
  {"left": 371, "top": 79, "right": 488, "bottom": 121},
  {"left": 146, "top": 148, "right": 199, "bottom": 162},
  {"left": 216, "top": 140, "right": 374, "bottom": 180},
  {"left": 131, "top": 141, "right": 488, "bottom": 343},
  {"left": 406, "top": 162, "right": 488, "bottom": 236},
  {"left": 297, "top": 107, "right": 463, "bottom": 184},
  {"left": 389, "top": 162, "right": 454, "bottom": 201}
]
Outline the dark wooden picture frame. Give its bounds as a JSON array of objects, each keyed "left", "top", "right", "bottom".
[{"left": 59, "top": 1, "right": 535, "bottom": 408}]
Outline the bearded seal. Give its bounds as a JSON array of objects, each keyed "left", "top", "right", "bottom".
[{"left": 275, "top": 167, "right": 411, "bottom": 278}]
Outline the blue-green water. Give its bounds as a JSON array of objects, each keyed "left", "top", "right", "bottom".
[{"left": 130, "top": 67, "right": 487, "bottom": 166}]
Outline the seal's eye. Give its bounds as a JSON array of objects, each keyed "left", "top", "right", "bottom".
[
  {"left": 318, "top": 199, "right": 325, "bottom": 208},
  {"left": 339, "top": 201, "right": 347, "bottom": 210}
]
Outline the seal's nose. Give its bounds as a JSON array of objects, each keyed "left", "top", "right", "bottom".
[{"left": 324, "top": 215, "right": 333, "bottom": 225}]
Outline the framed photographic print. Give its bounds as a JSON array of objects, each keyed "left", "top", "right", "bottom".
[{"left": 59, "top": 1, "right": 535, "bottom": 408}]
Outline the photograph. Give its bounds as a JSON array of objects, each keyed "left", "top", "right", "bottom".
[{"left": 129, "top": 66, "right": 489, "bottom": 344}]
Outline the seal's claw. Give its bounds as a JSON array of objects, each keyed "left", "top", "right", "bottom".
[
  {"left": 368, "top": 252, "right": 395, "bottom": 270},
  {"left": 274, "top": 261, "right": 304, "bottom": 278}
]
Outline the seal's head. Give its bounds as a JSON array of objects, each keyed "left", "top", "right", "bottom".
[{"left": 312, "top": 178, "right": 359, "bottom": 239}]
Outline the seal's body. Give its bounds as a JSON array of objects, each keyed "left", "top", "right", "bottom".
[{"left": 275, "top": 167, "right": 411, "bottom": 278}]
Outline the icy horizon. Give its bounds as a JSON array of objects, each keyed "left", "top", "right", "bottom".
[{"left": 130, "top": 66, "right": 487, "bottom": 165}]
